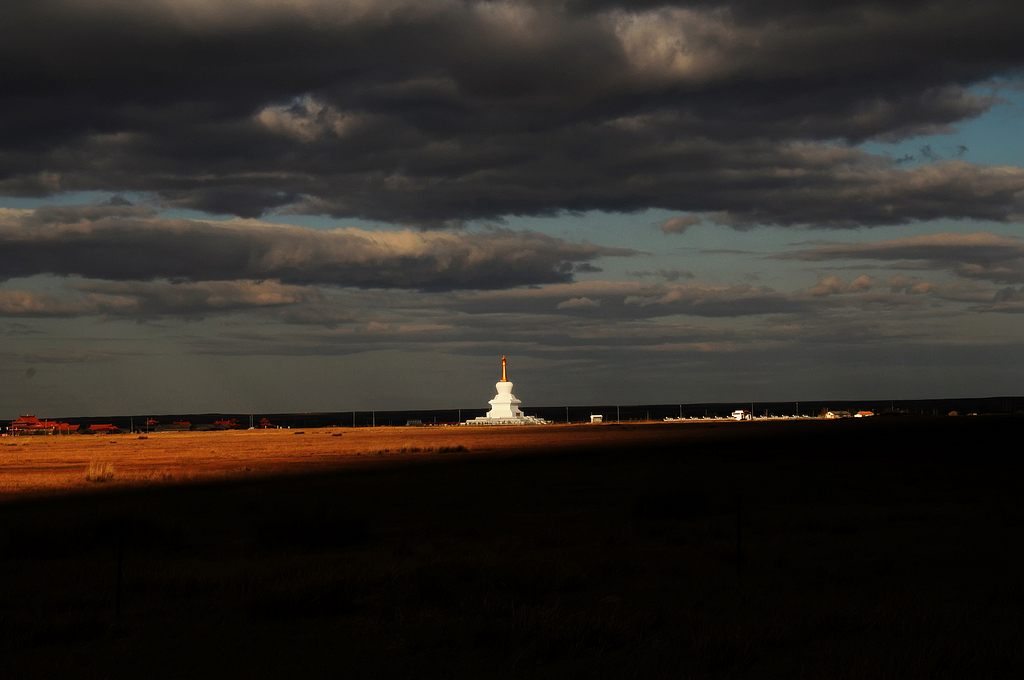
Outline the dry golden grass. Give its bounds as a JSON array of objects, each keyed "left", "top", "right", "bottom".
[
  {"left": 0, "top": 422, "right": 708, "bottom": 500},
  {"left": 84, "top": 460, "right": 115, "bottom": 483}
]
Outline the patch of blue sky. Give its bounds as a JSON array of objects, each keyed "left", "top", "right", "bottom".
[
  {"left": 858, "top": 85, "right": 1024, "bottom": 168},
  {"left": 0, "top": 190, "right": 127, "bottom": 209}
]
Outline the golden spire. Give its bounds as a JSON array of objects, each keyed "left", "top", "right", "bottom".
[{"left": 501, "top": 355, "right": 507, "bottom": 382}]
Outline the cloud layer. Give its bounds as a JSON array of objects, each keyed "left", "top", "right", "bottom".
[
  {"left": 1, "top": 1, "right": 1023, "bottom": 226},
  {"left": 786, "top": 232, "right": 1024, "bottom": 284},
  {"left": 0, "top": 206, "right": 632, "bottom": 290},
  {"left": 4, "top": 2, "right": 1024, "bottom": 415}
]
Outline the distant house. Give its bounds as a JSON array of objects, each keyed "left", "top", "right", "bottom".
[
  {"left": 854, "top": 411, "right": 875, "bottom": 418},
  {"left": 731, "top": 409, "right": 751, "bottom": 421},
  {"left": 88, "top": 424, "right": 120, "bottom": 434},
  {"left": 9, "top": 415, "right": 78, "bottom": 433},
  {"left": 11, "top": 415, "right": 50, "bottom": 432}
]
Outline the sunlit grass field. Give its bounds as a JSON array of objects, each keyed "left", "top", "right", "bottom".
[{"left": 1, "top": 417, "right": 1021, "bottom": 678}]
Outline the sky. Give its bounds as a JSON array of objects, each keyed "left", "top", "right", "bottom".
[{"left": 2, "top": 0, "right": 1024, "bottom": 418}]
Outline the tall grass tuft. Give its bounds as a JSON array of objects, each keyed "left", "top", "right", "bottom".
[{"left": 85, "top": 461, "right": 115, "bottom": 483}]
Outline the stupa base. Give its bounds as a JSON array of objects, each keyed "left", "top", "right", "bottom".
[{"left": 464, "top": 415, "right": 549, "bottom": 426}]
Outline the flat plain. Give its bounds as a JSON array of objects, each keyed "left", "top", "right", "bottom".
[
  {"left": 1, "top": 417, "right": 1022, "bottom": 678},
  {"left": 0, "top": 422, "right": 744, "bottom": 499}
]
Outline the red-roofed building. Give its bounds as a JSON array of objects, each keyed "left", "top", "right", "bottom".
[
  {"left": 10, "top": 415, "right": 43, "bottom": 432},
  {"left": 9, "top": 415, "right": 78, "bottom": 433}
]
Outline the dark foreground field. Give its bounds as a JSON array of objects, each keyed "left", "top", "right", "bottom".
[{"left": 1, "top": 417, "right": 1022, "bottom": 678}]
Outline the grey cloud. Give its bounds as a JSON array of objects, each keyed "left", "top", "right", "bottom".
[
  {"left": 808, "top": 275, "right": 875, "bottom": 296},
  {"left": 885, "top": 275, "right": 939, "bottom": 295},
  {"left": 0, "top": 208, "right": 635, "bottom": 290},
  {"left": 0, "top": 280, "right": 318, "bottom": 320},
  {"left": 971, "top": 285, "right": 1024, "bottom": 312},
  {"left": 2, "top": 348, "right": 147, "bottom": 364},
  {"left": 920, "top": 146, "right": 940, "bottom": 162},
  {"left": 705, "top": 157, "right": 1024, "bottom": 229},
  {"left": 233, "top": 142, "right": 1024, "bottom": 229},
  {"left": 994, "top": 286, "right": 1024, "bottom": 302},
  {"left": 785, "top": 232, "right": 1024, "bottom": 283},
  {"left": 627, "top": 268, "right": 696, "bottom": 282},
  {"left": 172, "top": 283, "right": 994, "bottom": 366},
  {"left": 0, "top": 322, "right": 41, "bottom": 336},
  {"left": 450, "top": 280, "right": 807, "bottom": 318},
  {"left": 179, "top": 301, "right": 767, "bottom": 359},
  {"left": 0, "top": 289, "right": 82, "bottom": 317},
  {"left": 70, "top": 280, "right": 323, "bottom": 320},
  {"left": 27, "top": 202, "right": 158, "bottom": 224},
  {"left": 0, "top": 2, "right": 1022, "bottom": 227},
  {"left": 879, "top": 276, "right": 991, "bottom": 303}
]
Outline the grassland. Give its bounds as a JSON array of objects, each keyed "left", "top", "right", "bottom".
[
  {"left": 1, "top": 417, "right": 1022, "bottom": 678},
  {"left": 0, "top": 425, "right": 494, "bottom": 498}
]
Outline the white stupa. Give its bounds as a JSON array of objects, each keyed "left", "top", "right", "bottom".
[{"left": 466, "top": 356, "right": 548, "bottom": 425}]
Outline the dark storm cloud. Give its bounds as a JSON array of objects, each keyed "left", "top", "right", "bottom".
[
  {"left": 785, "top": 232, "right": 1024, "bottom": 283},
  {"left": 0, "top": 208, "right": 633, "bottom": 290},
  {"left": 1, "top": 1, "right": 1023, "bottom": 227}
]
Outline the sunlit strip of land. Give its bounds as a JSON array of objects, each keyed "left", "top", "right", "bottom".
[{"left": 0, "top": 422, "right": 757, "bottom": 499}]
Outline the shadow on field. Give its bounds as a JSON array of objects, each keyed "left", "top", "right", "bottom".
[{"left": 1, "top": 416, "right": 1022, "bottom": 678}]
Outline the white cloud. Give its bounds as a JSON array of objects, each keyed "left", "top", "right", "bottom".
[
  {"left": 256, "top": 96, "right": 361, "bottom": 143},
  {"left": 808, "top": 274, "right": 875, "bottom": 296},
  {"left": 556, "top": 296, "right": 601, "bottom": 309},
  {"left": 609, "top": 7, "right": 740, "bottom": 83},
  {"left": 660, "top": 215, "right": 702, "bottom": 234}
]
